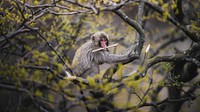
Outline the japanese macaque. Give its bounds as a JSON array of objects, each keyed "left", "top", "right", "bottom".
[{"left": 71, "top": 31, "right": 137, "bottom": 78}]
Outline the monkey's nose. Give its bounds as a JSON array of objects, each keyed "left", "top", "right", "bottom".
[{"left": 101, "top": 41, "right": 107, "bottom": 48}]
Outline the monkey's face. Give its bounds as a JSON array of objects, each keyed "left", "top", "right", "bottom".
[
  {"left": 91, "top": 31, "right": 109, "bottom": 48},
  {"left": 99, "top": 37, "right": 108, "bottom": 48}
]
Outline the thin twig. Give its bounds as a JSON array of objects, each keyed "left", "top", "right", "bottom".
[{"left": 25, "top": 25, "right": 69, "bottom": 68}]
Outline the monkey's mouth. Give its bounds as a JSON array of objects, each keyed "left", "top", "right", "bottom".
[{"left": 100, "top": 41, "right": 107, "bottom": 49}]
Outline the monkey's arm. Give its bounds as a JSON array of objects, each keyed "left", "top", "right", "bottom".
[{"left": 97, "top": 51, "right": 138, "bottom": 64}]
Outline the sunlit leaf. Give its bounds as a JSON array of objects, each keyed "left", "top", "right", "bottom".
[{"left": 35, "top": 90, "right": 42, "bottom": 97}]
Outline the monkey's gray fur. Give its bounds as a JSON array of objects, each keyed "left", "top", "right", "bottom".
[{"left": 72, "top": 31, "right": 137, "bottom": 78}]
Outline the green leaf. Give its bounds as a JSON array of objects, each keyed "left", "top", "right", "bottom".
[
  {"left": 35, "top": 90, "right": 42, "bottom": 97},
  {"left": 48, "top": 94, "right": 54, "bottom": 102}
]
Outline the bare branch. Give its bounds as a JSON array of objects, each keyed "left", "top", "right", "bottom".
[
  {"left": 49, "top": 10, "right": 82, "bottom": 15},
  {"left": 19, "top": 65, "right": 54, "bottom": 73},
  {"left": 0, "top": 28, "right": 32, "bottom": 42},
  {"left": 113, "top": 10, "right": 145, "bottom": 40}
]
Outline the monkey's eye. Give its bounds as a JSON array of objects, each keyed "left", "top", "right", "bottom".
[
  {"left": 101, "top": 39, "right": 106, "bottom": 41},
  {"left": 101, "top": 38, "right": 107, "bottom": 42}
]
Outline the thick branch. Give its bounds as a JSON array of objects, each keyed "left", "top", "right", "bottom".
[
  {"left": 174, "top": 0, "right": 184, "bottom": 24},
  {"left": 113, "top": 10, "right": 145, "bottom": 40},
  {"left": 134, "top": 45, "right": 200, "bottom": 80},
  {"left": 102, "top": 5, "right": 145, "bottom": 80}
]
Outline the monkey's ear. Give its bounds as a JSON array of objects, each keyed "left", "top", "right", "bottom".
[{"left": 91, "top": 35, "right": 95, "bottom": 41}]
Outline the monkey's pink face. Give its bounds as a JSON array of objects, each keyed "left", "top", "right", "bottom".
[{"left": 100, "top": 38, "right": 108, "bottom": 48}]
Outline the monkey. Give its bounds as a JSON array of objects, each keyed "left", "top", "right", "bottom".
[{"left": 71, "top": 31, "right": 138, "bottom": 78}]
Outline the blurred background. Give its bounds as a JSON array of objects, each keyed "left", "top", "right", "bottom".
[{"left": 0, "top": 0, "right": 200, "bottom": 112}]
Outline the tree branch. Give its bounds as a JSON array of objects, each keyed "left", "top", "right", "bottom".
[
  {"left": 143, "top": 0, "right": 200, "bottom": 42},
  {"left": 134, "top": 44, "right": 200, "bottom": 80},
  {"left": 24, "top": 25, "right": 70, "bottom": 68}
]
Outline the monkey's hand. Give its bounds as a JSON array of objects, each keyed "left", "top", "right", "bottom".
[{"left": 129, "top": 43, "right": 139, "bottom": 58}]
